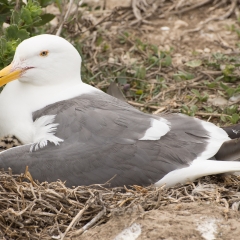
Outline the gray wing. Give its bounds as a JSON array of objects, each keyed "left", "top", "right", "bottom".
[{"left": 0, "top": 93, "right": 209, "bottom": 187}]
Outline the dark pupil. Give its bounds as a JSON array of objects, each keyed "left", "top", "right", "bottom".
[{"left": 42, "top": 51, "right": 47, "bottom": 55}]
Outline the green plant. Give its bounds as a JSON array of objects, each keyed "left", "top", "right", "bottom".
[
  {"left": 191, "top": 89, "right": 208, "bottom": 102},
  {"left": 181, "top": 105, "right": 198, "bottom": 116},
  {"left": 173, "top": 71, "right": 194, "bottom": 81},
  {"left": 0, "top": 0, "right": 55, "bottom": 68},
  {"left": 220, "top": 82, "right": 240, "bottom": 97}
]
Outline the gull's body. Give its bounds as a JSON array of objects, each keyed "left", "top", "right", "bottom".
[{"left": 0, "top": 34, "right": 240, "bottom": 187}]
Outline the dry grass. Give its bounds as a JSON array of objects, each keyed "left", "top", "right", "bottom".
[{"left": 1, "top": 170, "right": 240, "bottom": 239}]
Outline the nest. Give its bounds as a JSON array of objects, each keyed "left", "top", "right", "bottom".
[{"left": 0, "top": 170, "right": 240, "bottom": 239}]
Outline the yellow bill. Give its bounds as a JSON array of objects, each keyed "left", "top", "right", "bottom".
[{"left": 0, "top": 64, "right": 22, "bottom": 87}]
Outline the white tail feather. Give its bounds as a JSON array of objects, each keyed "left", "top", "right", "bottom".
[{"left": 155, "top": 159, "right": 240, "bottom": 188}]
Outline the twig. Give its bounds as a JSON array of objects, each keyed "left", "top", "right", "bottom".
[
  {"left": 71, "top": 207, "right": 106, "bottom": 236},
  {"left": 171, "top": 0, "right": 212, "bottom": 15},
  {"left": 56, "top": 0, "right": 75, "bottom": 36},
  {"left": 153, "top": 107, "right": 166, "bottom": 114},
  {"left": 128, "top": 100, "right": 159, "bottom": 110},
  {"left": 61, "top": 197, "right": 93, "bottom": 240}
]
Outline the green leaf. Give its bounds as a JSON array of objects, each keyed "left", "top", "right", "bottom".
[
  {"left": 226, "top": 88, "right": 235, "bottom": 97},
  {"left": 161, "top": 55, "right": 172, "bottom": 67},
  {"left": 35, "top": 13, "right": 55, "bottom": 26},
  {"left": 231, "top": 113, "right": 239, "bottom": 124},
  {"left": 21, "top": 7, "right": 32, "bottom": 24},
  {"left": 225, "top": 105, "right": 238, "bottom": 115},
  {"left": 0, "top": 0, "right": 9, "bottom": 5},
  {"left": 190, "top": 105, "right": 198, "bottom": 115},
  {"left": 220, "top": 115, "right": 226, "bottom": 122},
  {"left": 135, "top": 66, "right": 146, "bottom": 80},
  {"left": 206, "top": 82, "right": 218, "bottom": 88},
  {"left": 27, "top": 0, "right": 42, "bottom": 18},
  {"left": 135, "top": 89, "right": 143, "bottom": 95},
  {"left": 203, "top": 106, "right": 213, "bottom": 113},
  {"left": 173, "top": 71, "right": 194, "bottom": 81},
  {"left": 185, "top": 59, "right": 202, "bottom": 68},
  {"left": 38, "top": 0, "right": 55, "bottom": 7},
  {"left": 215, "top": 75, "right": 224, "bottom": 81},
  {"left": 222, "top": 64, "right": 235, "bottom": 76},
  {"left": 96, "top": 36, "right": 103, "bottom": 46},
  {"left": 117, "top": 72, "right": 127, "bottom": 84},
  {"left": 200, "top": 94, "right": 208, "bottom": 102},
  {"left": 191, "top": 89, "right": 200, "bottom": 97},
  {"left": 11, "top": 10, "right": 20, "bottom": 25},
  {"left": 220, "top": 82, "right": 229, "bottom": 90},
  {"left": 5, "top": 25, "right": 29, "bottom": 41}
]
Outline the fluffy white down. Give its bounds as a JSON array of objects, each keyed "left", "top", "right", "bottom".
[{"left": 30, "top": 115, "right": 63, "bottom": 151}]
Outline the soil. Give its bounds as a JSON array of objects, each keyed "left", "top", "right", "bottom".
[{"left": 78, "top": 202, "right": 240, "bottom": 240}]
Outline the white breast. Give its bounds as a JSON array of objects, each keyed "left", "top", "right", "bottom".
[{"left": 0, "top": 81, "right": 98, "bottom": 144}]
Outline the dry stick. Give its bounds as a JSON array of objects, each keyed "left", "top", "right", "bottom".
[
  {"left": 207, "top": 0, "right": 225, "bottom": 13},
  {"left": 56, "top": 0, "right": 76, "bottom": 36},
  {"left": 128, "top": 101, "right": 159, "bottom": 110},
  {"left": 72, "top": 207, "right": 106, "bottom": 237},
  {"left": 60, "top": 198, "right": 93, "bottom": 240},
  {"left": 171, "top": 0, "right": 212, "bottom": 14},
  {"left": 132, "top": 0, "right": 142, "bottom": 21},
  {"left": 153, "top": 107, "right": 166, "bottom": 115}
]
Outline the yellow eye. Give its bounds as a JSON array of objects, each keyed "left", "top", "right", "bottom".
[{"left": 40, "top": 51, "right": 49, "bottom": 57}]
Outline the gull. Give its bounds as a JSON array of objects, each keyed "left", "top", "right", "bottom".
[{"left": 0, "top": 34, "right": 239, "bottom": 187}]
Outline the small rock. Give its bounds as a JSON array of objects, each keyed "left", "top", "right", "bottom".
[
  {"left": 204, "top": 48, "right": 210, "bottom": 53},
  {"left": 208, "top": 96, "right": 228, "bottom": 107},
  {"left": 230, "top": 93, "right": 240, "bottom": 102},
  {"left": 108, "top": 57, "right": 115, "bottom": 64},
  {"left": 121, "top": 53, "right": 137, "bottom": 65},
  {"left": 161, "top": 26, "right": 170, "bottom": 31}
]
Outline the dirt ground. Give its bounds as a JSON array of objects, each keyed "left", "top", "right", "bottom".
[{"left": 79, "top": 202, "right": 240, "bottom": 240}]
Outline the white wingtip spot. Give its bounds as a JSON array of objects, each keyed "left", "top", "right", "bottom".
[
  {"left": 199, "top": 120, "right": 229, "bottom": 159},
  {"left": 31, "top": 115, "right": 64, "bottom": 152},
  {"left": 139, "top": 118, "right": 170, "bottom": 141}
]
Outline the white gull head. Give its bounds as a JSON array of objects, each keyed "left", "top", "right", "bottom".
[{"left": 12, "top": 34, "right": 82, "bottom": 86}]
